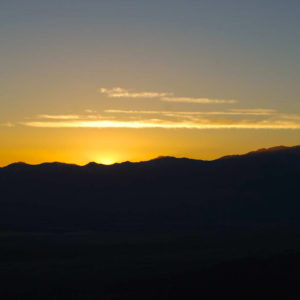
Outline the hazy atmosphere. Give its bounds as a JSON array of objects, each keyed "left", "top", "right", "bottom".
[
  {"left": 1, "top": 2, "right": 300, "bottom": 299},
  {"left": 1, "top": 0, "right": 300, "bottom": 165}
]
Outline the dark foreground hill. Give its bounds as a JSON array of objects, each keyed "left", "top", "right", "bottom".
[
  {"left": 0, "top": 145, "right": 300, "bottom": 299},
  {"left": 1, "top": 145, "right": 300, "bottom": 231}
]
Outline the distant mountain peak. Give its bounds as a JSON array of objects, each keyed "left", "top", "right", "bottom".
[
  {"left": 6, "top": 162, "right": 29, "bottom": 168},
  {"left": 250, "top": 145, "right": 288, "bottom": 154},
  {"left": 84, "top": 162, "right": 101, "bottom": 167},
  {"left": 2, "top": 145, "right": 300, "bottom": 169},
  {"left": 39, "top": 162, "right": 75, "bottom": 167},
  {"left": 243, "top": 145, "right": 300, "bottom": 157},
  {"left": 153, "top": 156, "right": 176, "bottom": 160},
  {"left": 217, "top": 145, "right": 300, "bottom": 161}
]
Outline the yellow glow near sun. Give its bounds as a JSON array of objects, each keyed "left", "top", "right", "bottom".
[{"left": 97, "top": 157, "right": 116, "bottom": 165}]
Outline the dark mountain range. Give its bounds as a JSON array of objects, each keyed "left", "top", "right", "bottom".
[
  {"left": 1, "top": 145, "right": 300, "bottom": 231},
  {"left": 1, "top": 145, "right": 300, "bottom": 299}
]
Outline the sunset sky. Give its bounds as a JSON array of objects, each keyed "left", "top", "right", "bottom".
[{"left": 1, "top": 0, "right": 300, "bottom": 166}]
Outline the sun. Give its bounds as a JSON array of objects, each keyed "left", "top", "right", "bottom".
[
  {"left": 98, "top": 157, "right": 116, "bottom": 165},
  {"left": 89, "top": 152, "right": 118, "bottom": 165}
]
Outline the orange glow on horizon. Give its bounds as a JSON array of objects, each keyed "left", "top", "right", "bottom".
[
  {"left": 0, "top": 125, "right": 300, "bottom": 168},
  {"left": 96, "top": 157, "right": 116, "bottom": 165}
]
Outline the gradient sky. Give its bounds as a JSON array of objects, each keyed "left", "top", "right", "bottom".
[{"left": 1, "top": 0, "right": 300, "bottom": 165}]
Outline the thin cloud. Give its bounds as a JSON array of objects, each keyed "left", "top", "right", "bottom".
[
  {"left": 229, "top": 109, "right": 276, "bottom": 115},
  {"left": 100, "top": 87, "right": 237, "bottom": 104},
  {"left": 22, "top": 108, "right": 300, "bottom": 130},
  {"left": 85, "top": 109, "right": 97, "bottom": 113},
  {"left": 104, "top": 109, "right": 276, "bottom": 116},
  {"left": 38, "top": 114, "right": 80, "bottom": 120},
  {"left": 161, "top": 97, "right": 237, "bottom": 104},
  {"left": 39, "top": 110, "right": 277, "bottom": 119},
  {"left": 21, "top": 119, "right": 300, "bottom": 130},
  {"left": 279, "top": 113, "right": 300, "bottom": 120},
  {"left": 31, "top": 110, "right": 300, "bottom": 127},
  {"left": 100, "top": 87, "right": 171, "bottom": 99}
]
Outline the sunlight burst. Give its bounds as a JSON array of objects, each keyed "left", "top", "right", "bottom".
[{"left": 97, "top": 157, "right": 116, "bottom": 165}]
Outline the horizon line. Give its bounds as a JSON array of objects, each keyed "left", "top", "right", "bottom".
[{"left": 1, "top": 144, "right": 299, "bottom": 168}]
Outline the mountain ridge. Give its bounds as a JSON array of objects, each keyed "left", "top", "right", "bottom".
[
  {"left": 2, "top": 144, "right": 300, "bottom": 169},
  {"left": 1, "top": 143, "right": 300, "bottom": 232}
]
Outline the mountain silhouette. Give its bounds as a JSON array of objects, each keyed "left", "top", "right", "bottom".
[
  {"left": 1, "top": 145, "right": 300, "bottom": 231},
  {"left": 1, "top": 145, "right": 300, "bottom": 299}
]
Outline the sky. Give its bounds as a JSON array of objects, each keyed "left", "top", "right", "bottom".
[{"left": 1, "top": 0, "right": 300, "bottom": 165}]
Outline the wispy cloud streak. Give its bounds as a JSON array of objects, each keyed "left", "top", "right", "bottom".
[
  {"left": 104, "top": 109, "right": 276, "bottom": 116},
  {"left": 21, "top": 108, "right": 300, "bottom": 130},
  {"left": 100, "top": 87, "right": 237, "bottom": 104},
  {"left": 161, "top": 97, "right": 237, "bottom": 104},
  {"left": 22, "top": 119, "right": 300, "bottom": 130},
  {"left": 100, "top": 87, "right": 171, "bottom": 99},
  {"left": 38, "top": 114, "right": 80, "bottom": 120}
]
